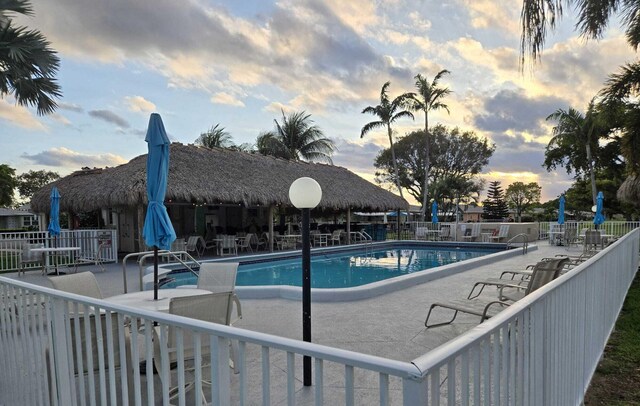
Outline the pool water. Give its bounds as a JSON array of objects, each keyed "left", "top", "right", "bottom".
[{"left": 160, "top": 246, "right": 498, "bottom": 289}]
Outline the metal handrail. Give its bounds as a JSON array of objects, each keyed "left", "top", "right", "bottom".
[
  {"left": 506, "top": 233, "right": 529, "bottom": 255},
  {"left": 137, "top": 250, "right": 200, "bottom": 291},
  {"left": 121, "top": 250, "right": 200, "bottom": 293}
]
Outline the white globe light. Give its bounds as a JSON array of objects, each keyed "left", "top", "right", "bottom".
[
  {"left": 591, "top": 205, "right": 597, "bottom": 213},
  {"left": 289, "top": 177, "right": 322, "bottom": 209}
]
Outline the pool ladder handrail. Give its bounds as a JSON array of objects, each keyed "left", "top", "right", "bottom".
[
  {"left": 351, "top": 230, "right": 374, "bottom": 258},
  {"left": 506, "top": 233, "right": 529, "bottom": 255},
  {"left": 122, "top": 250, "right": 200, "bottom": 293}
]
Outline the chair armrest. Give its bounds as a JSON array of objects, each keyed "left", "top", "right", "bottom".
[{"left": 499, "top": 270, "right": 532, "bottom": 280}]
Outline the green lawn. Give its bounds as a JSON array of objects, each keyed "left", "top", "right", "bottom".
[{"left": 584, "top": 271, "right": 640, "bottom": 405}]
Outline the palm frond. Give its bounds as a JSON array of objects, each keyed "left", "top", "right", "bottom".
[
  {"left": 601, "top": 61, "right": 640, "bottom": 99},
  {"left": 520, "top": 0, "right": 564, "bottom": 66},
  {"left": 360, "top": 120, "right": 385, "bottom": 138}
]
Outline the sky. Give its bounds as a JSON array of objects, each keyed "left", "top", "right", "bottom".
[{"left": 1, "top": 0, "right": 633, "bottom": 205}]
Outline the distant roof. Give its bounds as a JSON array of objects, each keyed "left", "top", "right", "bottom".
[
  {"left": 0, "top": 207, "right": 34, "bottom": 217},
  {"left": 31, "top": 143, "right": 408, "bottom": 213}
]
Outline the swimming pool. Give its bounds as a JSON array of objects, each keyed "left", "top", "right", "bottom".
[{"left": 159, "top": 245, "right": 501, "bottom": 289}]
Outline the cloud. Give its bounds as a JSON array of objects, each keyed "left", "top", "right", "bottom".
[
  {"left": 22, "top": 147, "right": 127, "bottom": 168},
  {"left": 332, "top": 138, "right": 382, "bottom": 174},
  {"left": 124, "top": 96, "right": 156, "bottom": 113},
  {"left": 57, "top": 102, "right": 84, "bottom": 113},
  {"left": 49, "top": 113, "right": 72, "bottom": 126},
  {"left": 210, "top": 92, "right": 245, "bottom": 107},
  {"left": 473, "top": 89, "right": 568, "bottom": 134},
  {"left": 0, "top": 100, "right": 46, "bottom": 130},
  {"left": 88, "top": 109, "right": 130, "bottom": 128}
]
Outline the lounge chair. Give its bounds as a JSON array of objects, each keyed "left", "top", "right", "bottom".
[
  {"left": 197, "top": 262, "right": 242, "bottom": 323},
  {"left": 424, "top": 257, "right": 567, "bottom": 328},
  {"left": 489, "top": 225, "right": 509, "bottom": 242},
  {"left": 153, "top": 292, "right": 237, "bottom": 404},
  {"left": 466, "top": 257, "right": 569, "bottom": 299},
  {"left": 74, "top": 240, "right": 107, "bottom": 272},
  {"left": 462, "top": 223, "right": 481, "bottom": 242}
]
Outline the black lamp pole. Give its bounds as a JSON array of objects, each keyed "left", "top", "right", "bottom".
[{"left": 301, "top": 207, "right": 312, "bottom": 386}]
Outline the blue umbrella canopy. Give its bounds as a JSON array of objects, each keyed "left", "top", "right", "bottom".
[
  {"left": 593, "top": 191, "right": 605, "bottom": 226},
  {"left": 558, "top": 195, "right": 565, "bottom": 225},
  {"left": 142, "top": 113, "right": 176, "bottom": 250},
  {"left": 431, "top": 201, "right": 439, "bottom": 224},
  {"left": 47, "top": 186, "right": 61, "bottom": 237}
]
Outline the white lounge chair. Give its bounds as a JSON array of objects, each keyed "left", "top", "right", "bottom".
[
  {"left": 489, "top": 225, "right": 510, "bottom": 242},
  {"left": 19, "top": 242, "right": 45, "bottom": 276},
  {"left": 236, "top": 234, "right": 253, "bottom": 253},
  {"left": 462, "top": 223, "right": 481, "bottom": 242},
  {"left": 220, "top": 235, "right": 238, "bottom": 256},
  {"left": 185, "top": 236, "right": 203, "bottom": 257}
]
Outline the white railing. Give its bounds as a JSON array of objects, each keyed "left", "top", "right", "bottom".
[
  {"left": 0, "top": 229, "right": 117, "bottom": 271},
  {"left": 411, "top": 228, "right": 639, "bottom": 404},
  {"left": 539, "top": 221, "right": 640, "bottom": 240},
  {"left": 0, "top": 229, "right": 637, "bottom": 405}
]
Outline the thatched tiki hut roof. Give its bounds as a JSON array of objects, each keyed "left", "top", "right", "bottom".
[
  {"left": 617, "top": 175, "right": 640, "bottom": 206},
  {"left": 31, "top": 143, "right": 408, "bottom": 213}
]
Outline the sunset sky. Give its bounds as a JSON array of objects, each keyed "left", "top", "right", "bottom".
[{"left": 1, "top": 0, "right": 632, "bottom": 204}]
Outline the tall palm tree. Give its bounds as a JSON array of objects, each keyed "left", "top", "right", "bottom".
[
  {"left": 195, "top": 124, "right": 234, "bottom": 149},
  {"left": 546, "top": 103, "right": 603, "bottom": 205},
  {"left": 0, "top": 0, "right": 61, "bottom": 115},
  {"left": 361, "top": 82, "right": 414, "bottom": 199},
  {"left": 257, "top": 110, "right": 335, "bottom": 163},
  {"left": 410, "top": 70, "right": 451, "bottom": 218}
]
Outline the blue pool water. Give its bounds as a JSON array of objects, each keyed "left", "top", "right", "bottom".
[{"left": 160, "top": 246, "right": 499, "bottom": 289}]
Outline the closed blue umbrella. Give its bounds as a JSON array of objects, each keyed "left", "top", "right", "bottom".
[
  {"left": 593, "top": 191, "right": 605, "bottom": 227},
  {"left": 142, "top": 113, "right": 176, "bottom": 300},
  {"left": 558, "top": 195, "right": 565, "bottom": 225},
  {"left": 431, "top": 201, "right": 439, "bottom": 224},
  {"left": 47, "top": 186, "right": 61, "bottom": 237}
]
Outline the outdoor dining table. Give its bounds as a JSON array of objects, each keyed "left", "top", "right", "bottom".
[
  {"left": 104, "top": 288, "right": 210, "bottom": 313},
  {"left": 30, "top": 246, "right": 81, "bottom": 275}
]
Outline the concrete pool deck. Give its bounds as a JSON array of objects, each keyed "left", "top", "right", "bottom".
[{"left": 5, "top": 242, "right": 571, "bottom": 361}]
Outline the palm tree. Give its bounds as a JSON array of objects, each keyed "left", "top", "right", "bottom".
[
  {"left": 195, "top": 124, "right": 234, "bottom": 148},
  {"left": 361, "top": 82, "right": 414, "bottom": 199},
  {"left": 0, "top": 0, "right": 61, "bottom": 115},
  {"left": 257, "top": 110, "right": 335, "bottom": 163},
  {"left": 410, "top": 70, "right": 451, "bottom": 218},
  {"left": 546, "top": 102, "right": 603, "bottom": 205}
]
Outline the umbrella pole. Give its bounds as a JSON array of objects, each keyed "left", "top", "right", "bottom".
[{"left": 153, "top": 246, "right": 159, "bottom": 300}]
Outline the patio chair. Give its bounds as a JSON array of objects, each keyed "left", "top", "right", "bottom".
[
  {"left": 74, "top": 240, "right": 107, "bottom": 272},
  {"left": 197, "top": 262, "right": 242, "bottom": 322},
  {"left": 153, "top": 292, "right": 237, "bottom": 404},
  {"left": 46, "top": 272, "right": 133, "bottom": 403},
  {"left": 220, "top": 235, "right": 238, "bottom": 256},
  {"left": 462, "top": 223, "right": 481, "bottom": 242},
  {"left": 415, "top": 227, "right": 428, "bottom": 240},
  {"left": 237, "top": 234, "right": 253, "bottom": 253},
  {"left": 583, "top": 229, "right": 602, "bottom": 253},
  {"left": 424, "top": 257, "right": 566, "bottom": 328},
  {"left": 330, "top": 230, "right": 344, "bottom": 245},
  {"left": 562, "top": 226, "right": 578, "bottom": 248},
  {"left": 439, "top": 226, "right": 452, "bottom": 241},
  {"left": 489, "top": 225, "right": 510, "bottom": 242},
  {"left": 18, "top": 242, "right": 45, "bottom": 276},
  {"left": 251, "top": 233, "right": 266, "bottom": 251},
  {"left": 466, "top": 257, "right": 570, "bottom": 299},
  {"left": 186, "top": 236, "right": 203, "bottom": 257}
]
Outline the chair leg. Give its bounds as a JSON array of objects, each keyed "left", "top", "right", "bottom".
[{"left": 425, "top": 304, "right": 459, "bottom": 328}]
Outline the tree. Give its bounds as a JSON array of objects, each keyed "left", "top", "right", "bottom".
[
  {"left": 0, "top": 0, "right": 61, "bottom": 115},
  {"left": 545, "top": 101, "right": 608, "bottom": 205},
  {"left": 257, "top": 111, "right": 335, "bottom": 163},
  {"left": 16, "top": 169, "right": 59, "bottom": 202},
  {"left": 361, "top": 82, "right": 414, "bottom": 199},
  {"left": 409, "top": 70, "right": 451, "bottom": 218},
  {"left": 483, "top": 181, "right": 509, "bottom": 220},
  {"left": 0, "top": 164, "right": 16, "bottom": 206},
  {"left": 431, "top": 174, "right": 483, "bottom": 221},
  {"left": 505, "top": 182, "right": 542, "bottom": 222},
  {"left": 374, "top": 125, "right": 494, "bottom": 204},
  {"left": 195, "top": 124, "right": 234, "bottom": 149}
]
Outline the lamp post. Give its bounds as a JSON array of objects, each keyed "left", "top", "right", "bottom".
[{"left": 289, "top": 177, "right": 322, "bottom": 387}]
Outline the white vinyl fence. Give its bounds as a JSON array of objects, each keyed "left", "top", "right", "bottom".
[
  {"left": 0, "top": 229, "right": 117, "bottom": 272},
  {"left": 0, "top": 229, "right": 637, "bottom": 405},
  {"left": 538, "top": 221, "right": 640, "bottom": 240}
]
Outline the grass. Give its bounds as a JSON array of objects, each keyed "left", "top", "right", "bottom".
[{"left": 584, "top": 271, "right": 640, "bottom": 405}]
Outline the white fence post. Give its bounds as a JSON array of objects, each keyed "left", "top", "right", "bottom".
[
  {"left": 402, "top": 376, "right": 428, "bottom": 406},
  {"left": 50, "top": 297, "right": 73, "bottom": 405}
]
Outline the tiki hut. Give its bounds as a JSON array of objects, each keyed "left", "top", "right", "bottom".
[
  {"left": 617, "top": 175, "right": 640, "bottom": 206},
  {"left": 31, "top": 143, "right": 408, "bottom": 252}
]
